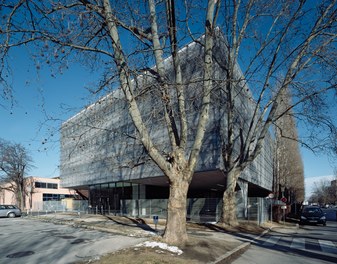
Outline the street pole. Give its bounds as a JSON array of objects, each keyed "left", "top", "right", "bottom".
[
  {"left": 271, "top": 200, "right": 273, "bottom": 223},
  {"left": 268, "top": 193, "right": 274, "bottom": 223}
]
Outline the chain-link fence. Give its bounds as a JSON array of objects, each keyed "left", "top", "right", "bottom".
[
  {"left": 91, "top": 197, "right": 269, "bottom": 224},
  {"left": 24, "top": 197, "right": 269, "bottom": 224},
  {"left": 25, "top": 200, "right": 89, "bottom": 216}
]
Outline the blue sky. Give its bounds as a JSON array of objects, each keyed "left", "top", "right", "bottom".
[
  {"left": 301, "top": 149, "right": 336, "bottom": 199},
  {"left": 1, "top": 48, "right": 95, "bottom": 177},
  {"left": 1, "top": 40, "right": 336, "bottom": 199}
]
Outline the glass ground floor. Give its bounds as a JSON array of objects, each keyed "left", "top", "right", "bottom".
[
  {"left": 86, "top": 179, "right": 271, "bottom": 223},
  {"left": 88, "top": 181, "right": 223, "bottom": 216}
]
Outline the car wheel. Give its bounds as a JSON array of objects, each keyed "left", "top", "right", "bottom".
[
  {"left": 8, "top": 212, "right": 16, "bottom": 218},
  {"left": 323, "top": 222, "right": 326, "bottom": 226}
]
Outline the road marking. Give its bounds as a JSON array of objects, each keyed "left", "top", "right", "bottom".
[
  {"left": 319, "top": 240, "right": 337, "bottom": 254},
  {"left": 290, "top": 237, "right": 305, "bottom": 250},
  {"left": 262, "top": 236, "right": 280, "bottom": 247}
]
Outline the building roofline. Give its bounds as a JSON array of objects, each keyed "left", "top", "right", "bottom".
[{"left": 61, "top": 32, "right": 216, "bottom": 126}]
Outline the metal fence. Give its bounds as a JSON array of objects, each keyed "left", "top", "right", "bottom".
[
  {"left": 25, "top": 197, "right": 270, "bottom": 224},
  {"left": 90, "top": 197, "right": 269, "bottom": 224},
  {"left": 26, "top": 200, "right": 89, "bottom": 215}
]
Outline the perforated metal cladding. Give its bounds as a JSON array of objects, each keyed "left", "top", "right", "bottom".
[{"left": 60, "top": 33, "right": 273, "bottom": 191}]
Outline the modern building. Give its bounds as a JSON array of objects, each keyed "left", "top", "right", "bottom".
[
  {"left": 0, "top": 176, "right": 78, "bottom": 211},
  {"left": 60, "top": 32, "right": 274, "bottom": 221}
]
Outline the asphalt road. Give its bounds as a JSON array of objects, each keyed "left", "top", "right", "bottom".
[
  {"left": 233, "top": 221, "right": 337, "bottom": 264},
  {"left": 0, "top": 217, "right": 145, "bottom": 264}
]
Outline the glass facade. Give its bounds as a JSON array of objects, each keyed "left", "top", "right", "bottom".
[{"left": 88, "top": 182, "right": 133, "bottom": 214}]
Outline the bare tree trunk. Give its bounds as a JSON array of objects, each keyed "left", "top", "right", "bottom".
[
  {"left": 163, "top": 177, "right": 189, "bottom": 245},
  {"left": 221, "top": 169, "right": 239, "bottom": 226},
  {"left": 17, "top": 180, "right": 25, "bottom": 210},
  {"left": 16, "top": 186, "right": 23, "bottom": 209}
]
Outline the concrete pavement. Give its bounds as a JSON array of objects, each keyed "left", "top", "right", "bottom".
[
  {"left": 0, "top": 217, "right": 146, "bottom": 264},
  {"left": 25, "top": 212, "right": 297, "bottom": 263}
]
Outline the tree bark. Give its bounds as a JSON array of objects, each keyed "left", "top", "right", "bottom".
[
  {"left": 163, "top": 177, "right": 189, "bottom": 245},
  {"left": 221, "top": 169, "right": 239, "bottom": 226}
]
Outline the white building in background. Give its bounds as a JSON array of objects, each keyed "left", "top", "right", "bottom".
[{"left": 0, "top": 176, "right": 78, "bottom": 211}]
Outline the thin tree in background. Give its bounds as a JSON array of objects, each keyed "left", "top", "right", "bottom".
[
  {"left": 309, "top": 176, "right": 337, "bottom": 205},
  {"left": 0, "top": 139, "right": 34, "bottom": 209}
]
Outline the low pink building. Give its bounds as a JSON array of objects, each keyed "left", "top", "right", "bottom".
[{"left": 0, "top": 176, "right": 77, "bottom": 211}]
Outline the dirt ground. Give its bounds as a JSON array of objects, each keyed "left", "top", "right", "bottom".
[{"left": 76, "top": 220, "right": 268, "bottom": 264}]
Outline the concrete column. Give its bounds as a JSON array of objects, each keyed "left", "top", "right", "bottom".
[
  {"left": 237, "top": 179, "right": 248, "bottom": 219},
  {"left": 132, "top": 184, "right": 146, "bottom": 216}
]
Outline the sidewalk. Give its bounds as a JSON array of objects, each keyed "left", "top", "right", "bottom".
[{"left": 29, "top": 213, "right": 296, "bottom": 263}]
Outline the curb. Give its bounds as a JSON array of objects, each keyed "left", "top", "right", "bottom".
[
  {"left": 211, "top": 228, "right": 270, "bottom": 264},
  {"left": 210, "top": 242, "right": 251, "bottom": 264},
  {"left": 211, "top": 224, "right": 300, "bottom": 264}
]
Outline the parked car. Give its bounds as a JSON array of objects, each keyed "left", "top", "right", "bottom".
[
  {"left": 0, "top": 205, "right": 22, "bottom": 218},
  {"left": 300, "top": 205, "right": 326, "bottom": 226}
]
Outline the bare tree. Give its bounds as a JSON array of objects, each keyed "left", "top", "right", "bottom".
[
  {"left": 274, "top": 87, "right": 305, "bottom": 205},
  {"left": 309, "top": 176, "right": 337, "bottom": 205},
  {"left": 0, "top": 0, "right": 221, "bottom": 245},
  {"left": 214, "top": 0, "right": 337, "bottom": 226},
  {"left": 0, "top": 139, "right": 34, "bottom": 209}
]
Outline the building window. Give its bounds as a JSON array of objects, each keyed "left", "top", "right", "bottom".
[
  {"left": 47, "top": 183, "right": 58, "bottom": 189},
  {"left": 35, "top": 182, "right": 46, "bottom": 188},
  {"left": 43, "top": 193, "right": 75, "bottom": 201},
  {"left": 35, "top": 182, "right": 58, "bottom": 189},
  {"left": 43, "top": 193, "right": 59, "bottom": 201}
]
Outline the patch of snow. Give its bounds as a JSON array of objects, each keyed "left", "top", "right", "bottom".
[
  {"left": 128, "top": 230, "right": 158, "bottom": 237},
  {"left": 136, "top": 241, "right": 183, "bottom": 255},
  {"left": 87, "top": 256, "right": 100, "bottom": 263},
  {"left": 147, "top": 231, "right": 160, "bottom": 236}
]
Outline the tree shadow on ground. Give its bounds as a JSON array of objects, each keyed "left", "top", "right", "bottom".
[
  {"left": 105, "top": 216, "right": 156, "bottom": 232},
  {"left": 195, "top": 222, "right": 268, "bottom": 242}
]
